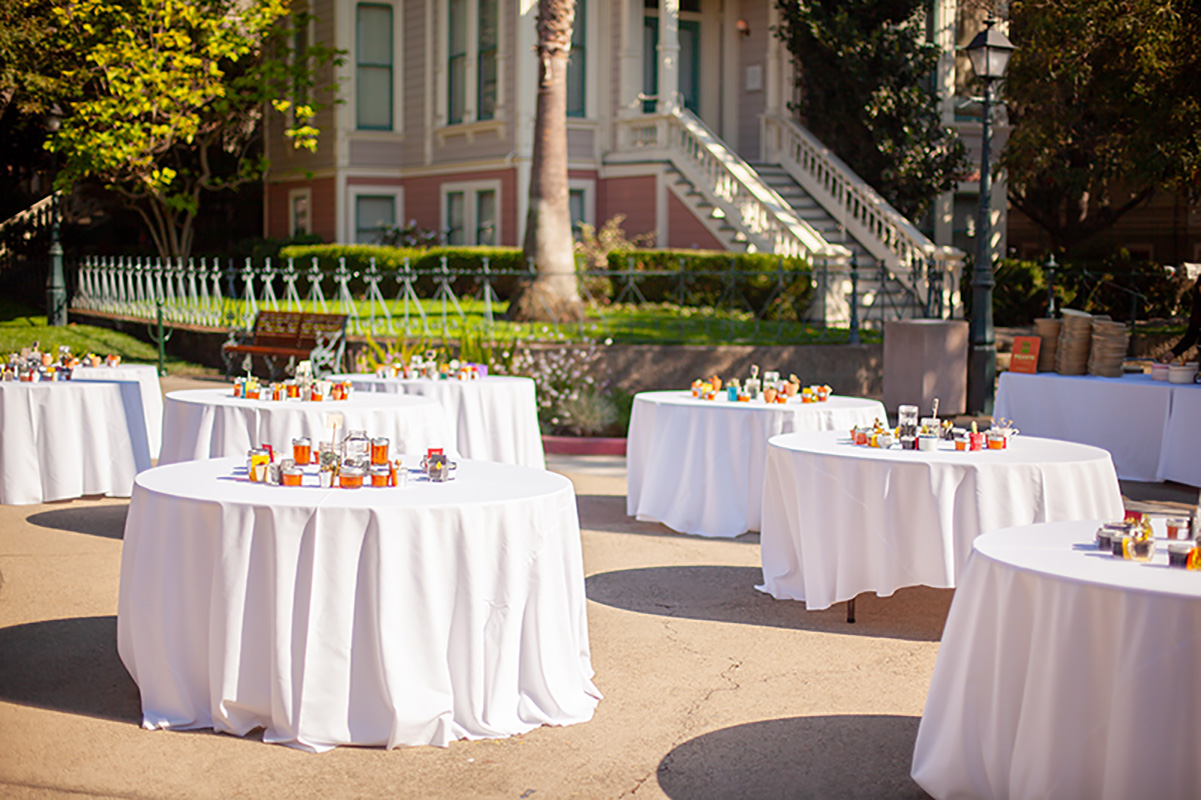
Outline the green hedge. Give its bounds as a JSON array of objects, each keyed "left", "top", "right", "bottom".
[
  {"left": 276, "top": 244, "right": 816, "bottom": 320},
  {"left": 605, "top": 249, "right": 814, "bottom": 320},
  {"left": 987, "top": 254, "right": 1185, "bottom": 326},
  {"left": 279, "top": 244, "right": 527, "bottom": 298}
]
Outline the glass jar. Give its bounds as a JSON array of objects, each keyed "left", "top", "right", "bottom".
[
  {"left": 898, "top": 405, "right": 919, "bottom": 438},
  {"left": 371, "top": 437, "right": 390, "bottom": 465},
  {"left": 292, "top": 436, "right": 312, "bottom": 465},
  {"left": 1168, "top": 541, "right": 1194, "bottom": 568},
  {"left": 339, "top": 464, "right": 365, "bottom": 488},
  {"left": 343, "top": 429, "right": 370, "bottom": 464},
  {"left": 370, "top": 464, "right": 390, "bottom": 487},
  {"left": 281, "top": 466, "right": 302, "bottom": 486}
]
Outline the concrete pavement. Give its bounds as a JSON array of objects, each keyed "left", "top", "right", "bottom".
[{"left": 0, "top": 373, "right": 1193, "bottom": 798}]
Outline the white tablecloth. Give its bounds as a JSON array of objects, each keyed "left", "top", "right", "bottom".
[
  {"left": 73, "top": 364, "right": 164, "bottom": 460},
  {"left": 0, "top": 381, "right": 152, "bottom": 504},
  {"left": 626, "top": 391, "right": 888, "bottom": 538},
  {"left": 757, "top": 432, "right": 1124, "bottom": 610},
  {"left": 159, "top": 388, "right": 453, "bottom": 465},
  {"left": 337, "top": 375, "right": 544, "bottom": 469},
  {"left": 1158, "top": 383, "right": 1201, "bottom": 486},
  {"left": 117, "top": 456, "right": 599, "bottom": 751},
  {"left": 912, "top": 520, "right": 1201, "bottom": 799},
  {"left": 994, "top": 372, "right": 1176, "bottom": 482}
]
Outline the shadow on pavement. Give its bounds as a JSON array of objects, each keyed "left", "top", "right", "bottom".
[
  {"left": 586, "top": 566, "right": 950, "bottom": 642},
  {"left": 0, "top": 616, "right": 141, "bottom": 723},
  {"left": 26, "top": 504, "right": 128, "bottom": 540},
  {"left": 657, "top": 714, "right": 930, "bottom": 799},
  {"left": 576, "top": 494, "right": 760, "bottom": 543}
]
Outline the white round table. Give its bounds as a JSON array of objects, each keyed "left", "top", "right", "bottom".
[
  {"left": 117, "top": 456, "right": 600, "bottom": 752},
  {"left": 912, "top": 520, "right": 1201, "bottom": 800},
  {"left": 158, "top": 388, "right": 454, "bottom": 465},
  {"left": 626, "top": 391, "right": 888, "bottom": 538},
  {"left": 757, "top": 432, "right": 1124, "bottom": 611},
  {"left": 337, "top": 375, "right": 544, "bottom": 469},
  {"left": 0, "top": 381, "right": 152, "bottom": 504},
  {"left": 73, "top": 364, "right": 164, "bottom": 460}
]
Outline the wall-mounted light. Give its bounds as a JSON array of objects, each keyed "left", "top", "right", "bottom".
[{"left": 735, "top": 19, "right": 750, "bottom": 37}]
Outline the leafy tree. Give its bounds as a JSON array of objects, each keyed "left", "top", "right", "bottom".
[
  {"left": 1003, "top": 0, "right": 1201, "bottom": 255},
  {"left": 45, "top": 0, "right": 339, "bottom": 259},
  {"left": 774, "top": 0, "right": 966, "bottom": 221},
  {"left": 0, "top": 0, "right": 91, "bottom": 218},
  {"left": 508, "top": 0, "right": 582, "bottom": 323}
]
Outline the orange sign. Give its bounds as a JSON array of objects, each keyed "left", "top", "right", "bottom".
[{"left": 1010, "top": 335, "right": 1042, "bottom": 374}]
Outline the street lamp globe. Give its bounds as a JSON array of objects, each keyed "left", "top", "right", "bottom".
[{"left": 966, "top": 20, "right": 1015, "bottom": 82}]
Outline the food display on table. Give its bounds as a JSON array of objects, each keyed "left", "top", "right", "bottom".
[
  {"left": 848, "top": 400, "right": 1019, "bottom": 453},
  {"left": 374, "top": 350, "right": 486, "bottom": 381},
  {"left": 3, "top": 343, "right": 124, "bottom": 382},
  {"left": 1093, "top": 511, "right": 1201, "bottom": 568},
  {"left": 689, "top": 364, "right": 831, "bottom": 404},
  {"left": 241, "top": 423, "right": 460, "bottom": 489}
]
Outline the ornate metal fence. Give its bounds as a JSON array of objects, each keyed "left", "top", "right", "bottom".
[{"left": 71, "top": 251, "right": 955, "bottom": 342}]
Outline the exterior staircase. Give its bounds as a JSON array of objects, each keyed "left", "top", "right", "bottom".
[
  {"left": 750, "top": 163, "right": 927, "bottom": 324},
  {"left": 610, "top": 108, "right": 965, "bottom": 327}
]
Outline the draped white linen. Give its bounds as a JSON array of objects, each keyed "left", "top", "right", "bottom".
[
  {"left": 994, "top": 372, "right": 1175, "bottom": 482},
  {"left": 757, "top": 432, "right": 1124, "bottom": 610},
  {"left": 913, "top": 520, "right": 1201, "bottom": 800},
  {"left": 339, "top": 375, "right": 545, "bottom": 469},
  {"left": 1157, "top": 383, "right": 1201, "bottom": 486},
  {"left": 0, "top": 381, "right": 152, "bottom": 504},
  {"left": 626, "top": 391, "right": 888, "bottom": 538},
  {"left": 117, "top": 457, "right": 600, "bottom": 752},
  {"left": 73, "top": 364, "right": 164, "bottom": 460},
  {"left": 158, "top": 388, "right": 454, "bottom": 465}
]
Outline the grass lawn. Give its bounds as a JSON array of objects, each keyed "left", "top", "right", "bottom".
[
  {"left": 1, "top": 298, "right": 210, "bottom": 373},
  {"left": 216, "top": 296, "right": 879, "bottom": 347}
]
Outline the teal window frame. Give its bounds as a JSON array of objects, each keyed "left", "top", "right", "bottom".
[
  {"left": 448, "top": 0, "right": 467, "bottom": 124},
  {"left": 477, "top": 0, "right": 498, "bottom": 121},
  {"left": 566, "top": 0, "right": 586, "bottom": 117}
]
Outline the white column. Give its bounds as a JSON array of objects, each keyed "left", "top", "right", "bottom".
[
  {"left": 658, "top": 0, "right": 680, "bottom": 114},
  {"left": 617, "top": 0, "right": 643, "bottom": 118},
  {"left": 720, "top": 0, "right": 739, "bottom": 148},
  {"left": 933, "top": 0, "right": 958, "bottom": 249},
  {"left": 764, "top": 1, "right": 781, "bottom": 118}
]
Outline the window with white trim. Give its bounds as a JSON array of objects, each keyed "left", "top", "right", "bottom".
[
  {"left": 568, "top": 179, "right": 595, "bottom": 239},
  {"left": 353, "top": 194, "right": 399, "bottom": 243},
  {"left": 442, "top": 181, "right": 502, "bottom": 245},
  {"left": 356, "top": 3, "right": 393, "bottom": 130},
  {"left": 441, "top": 0, "right": 503, "bottom": 126},
  {"left": 289, "top": 188, "right": 312, "bottom": 236}
]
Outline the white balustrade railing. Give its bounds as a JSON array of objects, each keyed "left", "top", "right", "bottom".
[
  {"left": 762, "top": 113, "right": 965, "bottom": 317},
  {"left": 614, "top": 109, "right": 851, "bottom": 267}
]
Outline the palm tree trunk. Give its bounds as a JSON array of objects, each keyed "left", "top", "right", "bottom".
[{"left": 509, "top": 0, "right": 582, "bottom": 323}]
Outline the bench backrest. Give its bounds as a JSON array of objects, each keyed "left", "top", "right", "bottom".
[{"left": 251, "top": 311, "right": 347, "bottom": 349}]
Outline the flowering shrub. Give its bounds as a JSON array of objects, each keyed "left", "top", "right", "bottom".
[{"left": 505, "top": 341, "right": 617, "bottom": 435}]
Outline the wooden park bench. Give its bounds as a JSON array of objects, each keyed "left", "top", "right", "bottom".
[{"left": 222, "top": 310, "right": 348, "bottom": 379}]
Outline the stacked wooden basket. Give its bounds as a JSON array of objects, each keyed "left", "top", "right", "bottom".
[{"left": 1033, "top": 309, "right": 1129, "bottom": 378}]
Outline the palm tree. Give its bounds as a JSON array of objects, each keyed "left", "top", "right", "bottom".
[{"left": 508, "top": 0, "right": 582, "bottom": 323}]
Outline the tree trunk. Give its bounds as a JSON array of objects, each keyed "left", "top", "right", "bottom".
[{"left": 508, "top": 0, "right": 582, "bottom": 323}]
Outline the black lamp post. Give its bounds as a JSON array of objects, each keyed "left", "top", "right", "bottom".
[
  {"left": 965, "top": 19, "right": 1015, "bottom": 415},
  {"left": 45, "top": 103, "right": 67, "bottom": 327}
]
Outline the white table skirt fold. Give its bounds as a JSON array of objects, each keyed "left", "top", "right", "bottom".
[
  {"left": 117, "top": 457, "right": 599, "bottom": 751},
  {"left": 626, "top": 391, "right": 887, "bottom": 538},
  {"left": 913, "top": 521, "right": 1201, "bottom": 799},
  {"left": 757, "top": 433, "right": 1124, "bottom": 610}
]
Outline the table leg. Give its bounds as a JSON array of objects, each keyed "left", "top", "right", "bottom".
[{"left": 846, "top": 596, "right": 856, "bottom": 624}]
